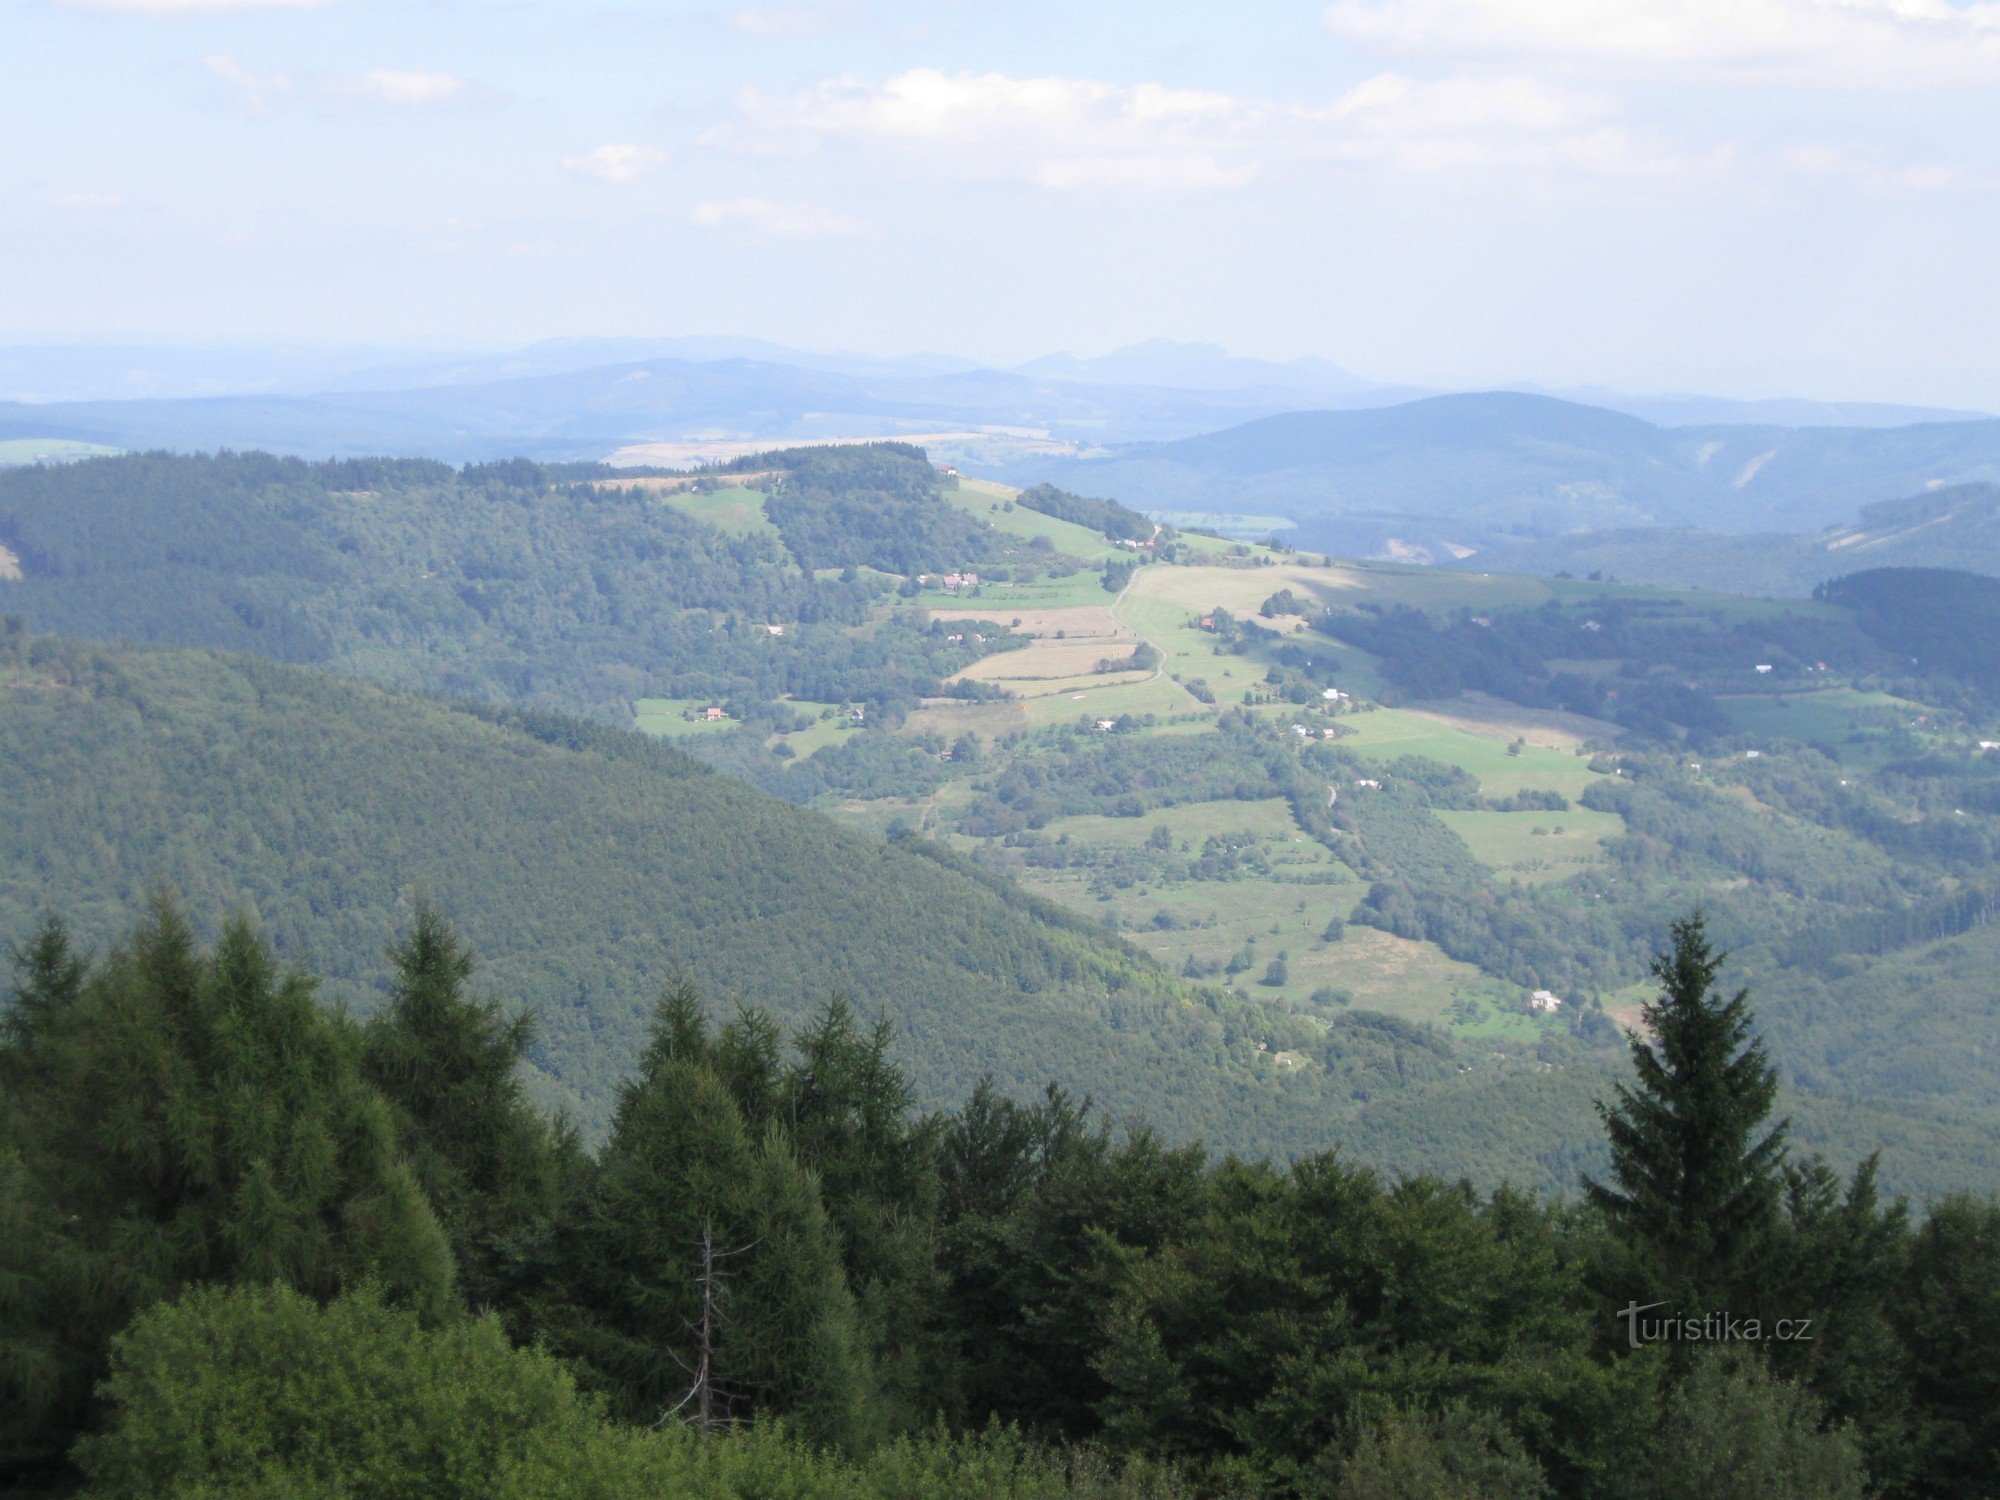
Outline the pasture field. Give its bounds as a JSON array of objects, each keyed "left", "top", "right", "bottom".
[
  {"left": 1042, "top": 796, "right": 1317, "bottom": 851},
  {"left": 633, "top": 698, "right": 734, "bottom": 738},
  {"left": 1719, "top": 687, "right": 1924, "bottom": 747},
  {"left": 1337, "top": 707, "right": 1605, "bottom": 799},
  {"left": 0, "top": 438, "right": 121, "bottom": 467},
  {"left": 657, "top": 483, "right": 780, "bottom": 538},
  {"left": 896, "top": 698, "right": 1030, "bottom": 740},
  {"left": 947, "top": 477, "right": 1128, "bottom": 563},
  {"left": 775, "top": 703, "right": 856, "bottom": 756},
  {"left": 910, "top": 571, "right": 1110, "bottom": 611},
  {"left": 1014, "top": 672, "right": 1196, "bottom": 727},
  {"left": 1437, "top": 807, "right": 1626, "bottom": 883},
  {"left": 1125, "top": 557, "right": 1363, "bottom": 621}
]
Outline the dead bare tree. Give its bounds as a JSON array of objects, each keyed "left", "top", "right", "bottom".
[{"left": 655, "top": 1222, "right": 760, "bottom": 1435}]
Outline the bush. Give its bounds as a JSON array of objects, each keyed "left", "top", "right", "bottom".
[{"left": 76, "top": 1283, "right": 1189, "bottom": 1500}]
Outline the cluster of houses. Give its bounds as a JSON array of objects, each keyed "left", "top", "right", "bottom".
[
  {"left": 1290, "top": 724, "right": 1340, "bottom": 741},
  {"left": 1112, "top": 536, "right": 1157, "bottom": 551},
  {"left": 1529, "top": 989, "right": 1564, "bottom": 1013},
  {"left": 944, "top": 632, "right": 987, "bottom": 646},
  {"left": 938, "top": 571, "right": 980, "bottom": 590}
]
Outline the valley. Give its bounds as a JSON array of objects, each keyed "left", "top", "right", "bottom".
[{"left": 5, "top": 444, "right": 2000, "bottom": 1201}]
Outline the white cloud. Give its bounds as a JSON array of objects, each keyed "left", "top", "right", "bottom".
[
  {"left": 49, "top": 191, "right": 125, "bottom": 208},
  {"left": 336, "top": 70, "right": 467, "bottom": 108},
  {"left": 1324, "top": 0, "right": 2000, "bottom": 86},
  {"left": 204, "top": 52, "right": 293, "bottom": 113},
  {"left": 1776, "top": 143, "right": 1970, "bottom": 191},
  {"left": 689, "top": 197, "right": 869, "bottom": 238},
  {"left": 204, "top": 53, "right": 483, "bottom": 113},
  {"left": 710, "top": 66, "right": 1690, "bottom": 189},
  {"left": 565, "top": 143, "right": 670, "bottom": 183}
]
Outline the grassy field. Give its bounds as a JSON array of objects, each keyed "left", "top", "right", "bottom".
[
  {"left": 632, "top": 698, "right": 735, "bottom": 738},
  {"left": 948, "top": 477, "right": 1129, "bottom": 564},
  {"left": 0, "top": 438, "right": 121, "bottom": 467},
  {"left": 1126, "top": 557, "right": 1365, "bottom": 621},
  {"left": 1719, "top": 687, "right": 1924, "bottom": 747},
  {"left": 1337, "top": 707, "right": 1605, "bottom": 799},
  {"left": 1437, "top": 807, "right": 1625, "bottom": 883},
  {"left": 777, "top": 703, "right": 857, "bottom": 757},
  {"left": 657, "top": 484, "right": 780, "bottom": 539},
  {"left": 1015, "top": 672, "right": 1196, "bottom": 727},
  {"left": 910, "top": 571, "right": 1113, "bottom": 611}
]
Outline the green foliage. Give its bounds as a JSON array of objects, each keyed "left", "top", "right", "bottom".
[
  {"left": 0, "top": 450, "right": 883, "bottom": 718},
  {"left": 1608, "top": 1353, "right": 1868, "bottom": 1500},
  {"left": 76, "top": 1283, "right": 610, "bottom": 1499},
  {"left": 0, "top": 901, "right": 454, "bottom": 1477},
  {"left": 1014, "top": 483, "right": 1156, "bottom": 543},
  {"left": 1894, "top": 1194, "right": 2000, "bottom": 1499},
  {"left": 78, "top": 1282, "right": 1188, "bottom": 1499},
  {"left": 1586, "top": 914, "right": 1786, "bottom": 1301},
  {"left": 361, "top": 903, "right": 566, "bottom": 1310},
  {"left": 0, "top": 631, "right": 1307, "bottom": 1154},
  {"left": 529, "top": 987, "right": 879, "bottom": 1444},
  {"left": 0, "top": 902, "right": 1995, "bottom": 1497},
  {"left": 1816, "top": 566, "right": 2000, "bottom": 700}
]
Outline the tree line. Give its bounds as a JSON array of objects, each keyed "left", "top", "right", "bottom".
[{"left": 3, "top": 900, "right": 1996, "bottom": 1497}]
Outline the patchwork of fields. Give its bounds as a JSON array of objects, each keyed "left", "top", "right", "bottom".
[{"left": 625, "top": 467, "right": 1998, "bottom": 1063}]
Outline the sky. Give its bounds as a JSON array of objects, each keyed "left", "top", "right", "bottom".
[{"left": 5, "top": 0, "right": 2000, "bottom": 406}]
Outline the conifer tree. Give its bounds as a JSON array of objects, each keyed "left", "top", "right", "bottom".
[
  {"left": 0, "top": 897, "right": 455, "bottom": 1481},
  {"left": 0, "top": 914, "right": 85, "bottom": 1050},
  {"left": 539, "top": 990, "right": 878, "bottom": 1447},
  {"left": 1586, "top": 913, "right": 1787, "bottom": 1300},
  {"left": 362, "top": 902, "right": 563, "bottom": 1310}
]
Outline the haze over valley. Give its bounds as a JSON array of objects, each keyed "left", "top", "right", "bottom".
[{"left": 8, "top": 1, "right": 2000, "bottom": 1494}]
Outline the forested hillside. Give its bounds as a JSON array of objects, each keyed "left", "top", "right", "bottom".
[
  {"left": 8, "top": 446, "right": 2000, "bottom": 1197},
  {"left": 1463, "top": 482, "right": 2000, "bottom": 596},
  {"left": 0, "top": 447, "right": 1050, "bottom": 720},
  {"left": 1021, "top": 394, "right": 2000, "bottom": 552},
  {"left": 0, "top": 626, "right": 1250, "bottom": 1140},
  {"left": 6, "top": 904, "right": 1996, "bottom": 1497},
  {"left": 5, "top": 624, "right": 1661, "bottom": 1175}
]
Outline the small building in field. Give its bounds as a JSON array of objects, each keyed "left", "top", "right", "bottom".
[
  {"left": 1529, "top": 989, "right": 1563, "bottom": 1013},
  {"left": 703, "top": 706, "right": 726, "bottom": 722}
]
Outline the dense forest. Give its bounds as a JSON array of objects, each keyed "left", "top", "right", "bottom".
[
  {"left": 1014, "top": 482, "right": 1159, "bottom": 542},
  {"left": 8, "top": 622, "right": 1999, "bottom": 1196},
  {"left": 0, "top": 626, "right": 1341, "bottom": 1150},
  {"left": 4, "top": 903, "right": 1996, "bottom": 1497},
  {"left": 0, "top": 447, "right": 1048, "bottom": 719}
]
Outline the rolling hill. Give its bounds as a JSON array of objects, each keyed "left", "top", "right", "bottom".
[
  {"left": 0, "top": 627, "right": 1331, "bottom": 1149},
  {"left": 1017, "top": 393, "right": 2000, "bottom": 550},
  {"left": 0, "top": 355, "right": 1370, "bottom": 464},
  {"left": 1464, "top": 482, "right": 2000, "bottom": 596}
]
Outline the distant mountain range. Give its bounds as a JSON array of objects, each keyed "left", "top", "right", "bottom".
[
  {"left": 0, "top": 337, "right": 1984, "bottom": 460},
  {"left": 1457, "top": 482, "right": 2000, "bottom": 596},
  {"left": 1015, "top": 392, "right": 2000, "bottom": 547}
]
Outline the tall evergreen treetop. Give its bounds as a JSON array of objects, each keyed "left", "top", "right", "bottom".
[
  {"left": 1586, "top": 912, "right": 1788, "bottom": 1299},
  {"left": 362, "top": 902, "right": 562, "bottom": 1310},
  {"left": 0, "top": 896, "right": 455, "bottom": 1481}
]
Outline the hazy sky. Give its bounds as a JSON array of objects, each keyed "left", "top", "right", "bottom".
[{"left": 7, "top": 0, "right": 2000, "bottom": 405}]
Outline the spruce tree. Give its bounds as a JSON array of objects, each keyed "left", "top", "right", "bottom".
[
  {"left": 1586, "top": 913, "right": 1787, "bottom": 1300},
  {"left": 538, "top": 990, "right": 878, "bottom": 1446},
  {"left": 0, "top": 898, "right": 455, "bottom": 1481},
  {"left": 362, "top": 902, "right": 562, "bottom": 1310}
]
